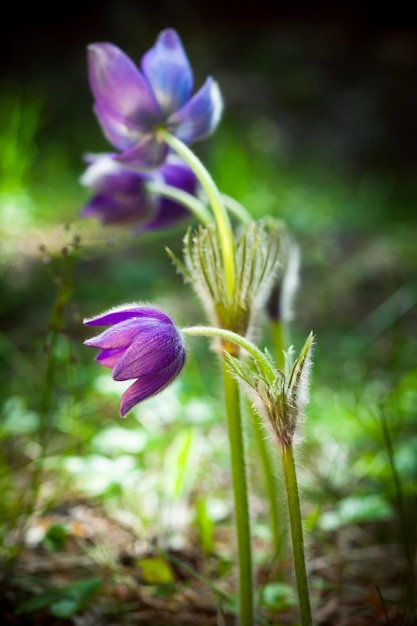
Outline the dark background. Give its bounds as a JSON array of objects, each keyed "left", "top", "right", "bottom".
[{"left": 2, "top": 1, "right": 417, "bottom": 183}]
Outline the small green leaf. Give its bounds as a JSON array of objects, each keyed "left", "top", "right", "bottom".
[
  {"left": 195, "top": 498, "right": 214, "bottom": 555},
  {"left": 41, "top": 524, "right": 69, "bottom": 551},
  {"left": 261, "top": 582, "right": 297, "bottom": 610},
  {"left": 320, "top": 494, "right": 393, "bottom": 531},
  {"left": 163, "top": 427, "right": 197, "bottom": 498},
  {"left": 138, "top": 556, "right": 175, "bottom": 584},
  {"left": 18, "top": 590, "right": 62, "bottom": 614},
  {"left": 51, "top": 599, "right": 80, "bottom": 618},
  {"left": 165, "top": 246, "right": 191, "bottom": 278}
]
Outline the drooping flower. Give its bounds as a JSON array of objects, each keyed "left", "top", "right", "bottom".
[
  {"left": 84, "top": 304, "right": 186, "bottom": 416},
  {"left": 80, "top": 153, "right": 198, "bottom": 231},
  {"left": 88, "top": 28, "right": 223, "bottom": 169}
]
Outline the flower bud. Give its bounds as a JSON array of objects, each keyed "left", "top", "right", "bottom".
[{"left": 84, "top": 304, "right": 186, "bottom": 416}]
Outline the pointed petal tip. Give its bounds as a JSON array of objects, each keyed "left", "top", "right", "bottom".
[
  {"left": 119, "top": 398, "right": 131, "bottom": 417},
  {"left": 87, "top": 42, "right": 101, "bottom": 53},
  {"left": 157, "top": 28, "right": 181, "bottom": 44},
  {"left": 140, "top": 27, "right": 192, "bottom": 117},
  {"left": 87, "top": 42, "right": 125, "bottom": 57},
  {"left": 84, "top": 317, "right": 98, "bottom": 326},
  {"left": 207, "top": 77, "right": 224, "bottom": 127},
  {"left": 83, "top": 336, "right": 100, "bottom": 346}
]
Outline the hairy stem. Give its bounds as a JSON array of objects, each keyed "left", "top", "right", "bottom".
[
  {"left": 159, "top": 130, "right": 235, "bottom": 299},
  {"left": 223, "top": 362, "right": 254, "bottom": 625},
  {"left": 145, "top": 181, "right": 212, "bottom": 224},
  {"left": 281, "top": 443, "right": 313, "bottom": 626},
  {"left": 221, "top": 193, "right": 252, "bottom": 224},
  {"left": 183, "top": 325, "right": 275, "bottom": 383}
]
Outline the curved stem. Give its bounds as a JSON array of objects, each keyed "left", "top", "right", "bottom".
[
  {"left": 221, "top": 193, "right": 252, "bottom": 224},
  {"left": 158, "top": 130, "right": 235, "bottom": 299},
  {"left": 223, "top": 361, "right": 254, "bottom": 625},
  {"left": 145, "top": 181, "right": 212, "bottom": 224},
  {"left": 281, "top": 443, "right": 313, "bottom": 626},
  {"left": 182, "top": 325, "right": 275, "bottom": 383}
]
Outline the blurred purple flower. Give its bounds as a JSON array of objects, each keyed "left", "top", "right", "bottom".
[
  {"left": 80, "top": 153, "right": 198, "bottom": 231},
  {"left": 88, "top": 28, "right": 223, "bottom": 169},
  {"left": 84, "top": 304, "right": 186, "bottom": 416}
]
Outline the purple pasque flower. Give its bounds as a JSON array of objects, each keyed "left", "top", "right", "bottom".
[
  {"left": 80, "top": 153, "right": 198, "bottom": 231},
  {"left": 88, "top": 28, "right": 223, "bottom": 169},
  {"left": 84, "top": 304, "right": 186, "bottom": 417}
]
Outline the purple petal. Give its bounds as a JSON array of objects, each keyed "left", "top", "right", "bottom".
[
  {"left": 84, "top": 318, "right": 163, "bottom": 350},
  {"left": 112, "top": 326, "right": 185, "bottom": 380},
  {"left": 84, "top": 306, "right": 173, "bottom": 327},
  {"left": 141, "top": 201, "right": 189, "bottom": 231},
  {"left": 80, "top": 193, "right": 154, "bottom": 225},
  {"left": 93, "top": 101, "right": 146, "bottom": 151},
  {"left": 169, "top": 77, "right": 223, "bottom": 143},
  {"left": 80, "top": 154, "right": 148, "bottom": 194},
  {"left": 161, "top": 157, "right": 198, "bottom": 194},
  {"left": 96, "top": 348, "right": 125, "bottom": 368},
  {"left": 80, "top": 154, "right": 157, "bottom": 225},
  {"left": 119, "top": 354, "right": 186, "bottom": 416},
  {"left": 88, "top": 43, "right": 161, "bottom": 132},
  {"left": 114, "top": 134, "right": 169, "bottom": 170},
  {"left": 142, "top": 157, "right": 198, "bottom": 230},
  {"left": 141, "top": 29, "right": 193, "bottom": 117}
]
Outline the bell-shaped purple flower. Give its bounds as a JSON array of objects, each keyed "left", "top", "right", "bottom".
[
  {"left": 84, "top": 305, "right": 186, "bottom": 416},
  {"left": 88, "top": 28, "right": 223, "bottom": 169},
  {"left": 80, "top": 153, "right": 198, "bottom": 231}
]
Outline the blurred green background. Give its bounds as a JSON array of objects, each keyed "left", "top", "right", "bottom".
[{"left": 0, "top": 2, "right": 416, "bottom": 623}]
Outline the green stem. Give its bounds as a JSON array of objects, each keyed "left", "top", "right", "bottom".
[
  {"left": 145, "top": 181, "right": 212, "bottom": 225},
  {"left": 221, "top": 193, "right": 252, "bottom": 224},
  {"left": 184, "top": 324, "right": 257, "bottom": 622},
  {"left": 159, "top": 130, "right": 235, "bottom": 299},
  {"left": 223, "top": 361, "right": 254, "bottom": 625},
  {"left": 281, "top": 443, "right": 313, "bottom": 626},
  {"left": 183, "top": 325, "right": 275, "bottom": 383}
]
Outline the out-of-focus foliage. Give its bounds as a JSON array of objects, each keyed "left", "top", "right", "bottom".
[{"left": 0, "top": 14, "right": 416, "bottom": 622}]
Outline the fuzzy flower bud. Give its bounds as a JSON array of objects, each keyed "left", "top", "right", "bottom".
[
  {"left": 225, "top": 333, "right": 314, "bottom": 446},
  {"left": 170, "top": 220, "right": 285, "bottom": 354}
]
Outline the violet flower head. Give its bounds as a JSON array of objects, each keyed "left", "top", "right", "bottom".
[
  {"left": 84, "top": 305, "right": 186, "bottom": 416},
  {"left": 80, "top": 153, "right": 198, "bottom": 231},
  {"left": 88, "top": 28, "right": 223, "bottom": 169}
]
